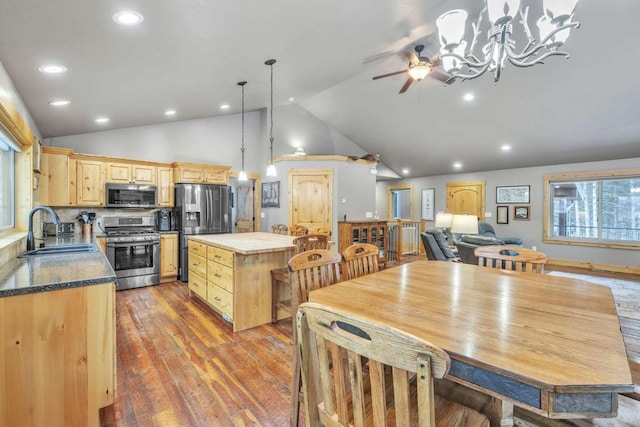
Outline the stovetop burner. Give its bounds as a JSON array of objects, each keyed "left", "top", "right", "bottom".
[{"left": 104, "top": 216, "right": 159, "bottom": 243}]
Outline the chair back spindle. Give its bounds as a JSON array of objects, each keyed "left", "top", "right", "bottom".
[{"left": 474, "top": 245, "right": 548, "bottom": 274}]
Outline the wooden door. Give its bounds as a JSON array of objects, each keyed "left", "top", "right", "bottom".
[
  {"left": 235, "top": 180, "right": 255, "bottom": 233},
  {"left": 446, "top": 180, "right": 485, "bottom": 219},
  {"left": 288, "top": 169, "right": 333, "bottom": 233}
]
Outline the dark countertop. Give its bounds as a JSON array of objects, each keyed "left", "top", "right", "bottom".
[{"left": 0, "top": 237, "right": 116, "bottom": 298}]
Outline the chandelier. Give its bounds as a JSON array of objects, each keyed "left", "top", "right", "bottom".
[{"left": 436, "top": 0, "right": 580, "bottom": 84}]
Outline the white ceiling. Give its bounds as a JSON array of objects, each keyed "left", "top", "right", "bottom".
[{"left": 0, "top": 0, "right": 639, "bottom": 178}]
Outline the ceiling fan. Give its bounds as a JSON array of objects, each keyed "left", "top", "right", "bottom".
[{"left": 372, "top": 44, "right": 451, "bottom": 94}]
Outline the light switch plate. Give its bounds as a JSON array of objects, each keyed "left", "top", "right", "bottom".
[
  {"left": 485, "top": 212, "right": 492, "bottom": 218},
  {"left": 260, "top": 212, "right": 265, "bottom": 218},
  {"left": 365, "top": 212, "right": 373, "bottom": 218}
]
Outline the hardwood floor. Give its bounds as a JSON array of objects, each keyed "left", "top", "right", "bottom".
[
  {"left": 101, "top": 261, "right": 640, "bottom": 426},
  {"left": 100, "top": 282, "right": 297, "bottom": 426}
]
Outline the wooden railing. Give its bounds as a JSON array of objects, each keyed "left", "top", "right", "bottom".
[{"left": 387, "top": 219, "right": 425, "bottom": 262}]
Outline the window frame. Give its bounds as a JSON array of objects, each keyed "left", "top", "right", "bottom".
[
  {"left": 543, "top": 168, "right": 640, "bottom": 250},
  {"left": 0, "top": 136, "right": 16, "bottom": 231}
]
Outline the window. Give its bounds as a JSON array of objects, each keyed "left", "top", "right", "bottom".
[
  {"left": 545, "top": 170, "right": 640, "bottom": 248},
  {"left": 0, "top": 138, "right": 15, "bottom": 230}
]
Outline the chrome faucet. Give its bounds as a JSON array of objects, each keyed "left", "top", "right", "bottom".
[{"left": 27, "top": 206, "right": 60, "bottom": 251}]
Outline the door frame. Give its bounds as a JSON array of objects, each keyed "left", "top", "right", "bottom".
[
  {"left": 229, "top": 171, "right": 261, "bottom": 232},
  {"left": 387, "top": 184, "right": 414, "bottom": 220}
]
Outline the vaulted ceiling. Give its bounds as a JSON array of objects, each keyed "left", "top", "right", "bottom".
[{"left": 0, "top": 0, "right": 638, "bottom": 177}]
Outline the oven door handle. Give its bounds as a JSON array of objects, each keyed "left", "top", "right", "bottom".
[{"left": 106, "top": 241, "right": 159, "bottom": 248}]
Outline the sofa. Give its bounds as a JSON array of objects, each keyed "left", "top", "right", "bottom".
[{"left": 455, "top": 221, "right": 523, "bottom": 265}]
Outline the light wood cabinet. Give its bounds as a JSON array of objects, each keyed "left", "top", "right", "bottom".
[
  {"left": 160, "top": 234, "right": 178, "bottom": 283},
  {"left": 338, "top": 220, "right": 388, "bottom": 265},
  {"left": 172, "top": 162, "right": 231, "bottom": 185},
  {"left": 188, "top": 241, "right": 207, "bottom": 300},
  {"left": 0, "top": 282, "right": 115, "bottom": 426},
  {"left": 77, "top": 159, "right": 105, "bottom": 206},
  {"left": 157, "top": 166, "right": 174, "bottom": 207},
  {"left": 106, "top": 162, "right": 156, "bottom": 184},
  {"left": 187, "top": 233, "right": 295, "bottom": 332},
  {"left": 40, "top": 147, "right": 77, "bottom": 206}
]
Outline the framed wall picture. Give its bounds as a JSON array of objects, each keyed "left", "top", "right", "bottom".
[
  {"left": 421, "top": 188, "right": 435, "bottom": 220},
  {"left": 496, "top": 185, "right": 530, "bottom": 204},
  {"left": 513, "top": 205, "right": 530, "bottom": 220},
  {"left": 261, "top": 181, "right": 280, "bottom": 208},
  {"left": 497, "top": 206, "right": 509, "bottom": 224}
]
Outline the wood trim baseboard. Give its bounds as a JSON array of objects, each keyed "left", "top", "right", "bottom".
[{"left": 548, "top": 258, "right": 640, "bottom": 275}]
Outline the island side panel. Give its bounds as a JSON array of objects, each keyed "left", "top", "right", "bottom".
[{"left": 233, "top": 249, "right": 294, "bottom": 332}]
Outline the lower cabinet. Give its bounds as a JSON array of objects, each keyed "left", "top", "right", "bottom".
[
  {"left": 187, "top": 238, "right": 294, "bottom": 332},
  {"left": 160, "top": 233, "right": 178, "bottom": 283},
  {"left": 0, "top": 282, "right": 115, "bottom": 426}
]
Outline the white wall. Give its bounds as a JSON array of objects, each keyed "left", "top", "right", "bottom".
[
  {"left": 0, "top": 61, "right": 40, "bottom": 138},
  {"left": 376, "top": 157, "right": 640, "bottom": 268}
]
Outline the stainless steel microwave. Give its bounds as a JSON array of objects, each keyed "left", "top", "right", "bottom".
[{"left": 105, "top": 183, "right": 158, "bottom": 208}]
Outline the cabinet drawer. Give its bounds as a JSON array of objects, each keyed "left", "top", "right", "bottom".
[
  {"left": 207, "top": 260, "right": 234, "bottom": 293},
  {"left": 205, "top": 169, "right": 228, "bottom": 184},
  {"left": 189, "top": 241, "right": 207, "bottom": 257},
  {"left": 189, "top": 272, "right": 207, "bottom": 300},
  {"left": 207, "top": 246, "right": 234, "bottom": 268},
  {"left": 189, "top": 252, "right": 207, "bottom": 278},
  {"left": 207, "top": 283, "right": 233, "bottom": 320}
]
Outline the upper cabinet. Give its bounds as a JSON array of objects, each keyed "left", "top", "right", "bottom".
[
  {"left": 106, "top": 162, "right": 156, "bottom": 185},
  {"left": 172, "top": 162, "right": 231, "bottom": 185},
  {"left": 76, "top": 159, "right": 105, "bottom": 206},
  {"left": 157, "top": 166, "right": 174, "bottom": 207},
  {"left": 40, "top": 147, "right": 77, "bottom": 206}
]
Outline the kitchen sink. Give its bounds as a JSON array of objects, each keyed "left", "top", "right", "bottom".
[{"left": 19, "top": 243, "right": 97, "bottom": 257}]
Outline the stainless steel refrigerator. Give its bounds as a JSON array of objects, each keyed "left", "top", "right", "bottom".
[{"left": 174, "top": 183, "right": 232, "bottom": 281}]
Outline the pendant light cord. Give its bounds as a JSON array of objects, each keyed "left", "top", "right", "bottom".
[
  {"left": 238, "top": 81, "right": 247, "bottom": 172},
  {"left": 265, "top": 59, "right": 276, "bottom": 165}
]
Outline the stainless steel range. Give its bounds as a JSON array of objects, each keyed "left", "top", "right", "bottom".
[{"left": 104, "top": 216, "right": 160, "bottom": 291}]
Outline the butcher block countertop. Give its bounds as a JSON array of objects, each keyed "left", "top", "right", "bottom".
[{"left": 188, "top": 232, "right": 296, "bottom": 255}]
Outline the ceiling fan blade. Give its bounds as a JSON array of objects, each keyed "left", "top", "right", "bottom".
[
  {"left": 362, "top": 23, "right": 436, "bottom": 64},
  {"left": 406, "top": 51, "right": 419, "bottom": 64},
  {"left": 399, "top": 77, "right": 414, "bottom": 94},
  {"left": 429, "top": 70, "right": 454, "bottom": 84},
  {"left": 372, "top": 69, "right": 409, "bottom": 80}
]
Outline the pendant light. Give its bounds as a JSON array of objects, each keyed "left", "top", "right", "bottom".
[
  {"left": 265, "top": 59, "right": 277, "bottom": 177},
  {"left": 237, "top": 81, "right": 248, "bottom": 182}
]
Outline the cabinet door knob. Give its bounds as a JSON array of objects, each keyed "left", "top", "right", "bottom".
[{"left": 214, "top": 296, "right": 221, "bottom": 302}]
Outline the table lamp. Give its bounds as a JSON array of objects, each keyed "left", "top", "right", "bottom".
[
  {"left": 450, "top": 214, "right": 479, "bottom": 244},
  {"left": 435, "top": 213, "right": 454, "bottom": 244}
]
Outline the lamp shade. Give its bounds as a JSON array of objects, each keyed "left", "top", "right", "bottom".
[
  {"left": 266, "top": 164, "right": 277, "bottom": 177},
  {"left": 440, "top": 40, "right": 467, "bottom": 73},
  {"left": 450, "top": 214, "right": 479, "bottom": 234},
  {"left": 537, "top": 15, "right": 572, "bottom": 47},
  {"left": 434, "top": 213, "right": 454, "bottom": 228},
  {"left": 486, "top": 0, "right": 521, "bottom": 24},
  {"left": 408, "top": 63, "right": 431, "bottom": 81},
  {"left": 436, "top": 9, "right": 468, "bottom": 49}
]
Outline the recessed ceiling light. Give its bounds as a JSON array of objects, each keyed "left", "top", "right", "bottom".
[
  {"left": 48, "top": 99, "right": 71, "bottom": 107},
  {"left": 453, "top": 162, "right": 463, "bottom": 169},
  {"left": 288, "top": 97, "right": 295, "bottom": 102},
  {"left": 165, "top": 109, "right": 176, "bottom": 116},
  {"left": 113, "top": 11, "right": 144, "bottom": 25},
  {"left": 463, "top": 93, "right": 475, "bottom": 102},
  {"left": 501, "top": 144, "right": 512, "bottom": 151},
  {"left": 38, "top": 64, "right": 67, "bottom": 74},
  {"left": 401, "top": 168, "right": 410, "bottom": 175},
  {"left": 220, "top": 104, "right": 230, "bottom": 110},
  {"left": 95, "top": 117, "right": 110, "bottom": 124}
]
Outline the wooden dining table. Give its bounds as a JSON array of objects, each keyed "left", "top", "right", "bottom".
[{"left": 308, "top": 260, "right": 633, "bottom": 424}]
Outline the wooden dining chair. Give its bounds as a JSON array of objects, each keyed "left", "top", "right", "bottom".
[
  {"left": 271, "top": 223, "right": 289, "bottom": 235},
  {"left": 310, "top": 226, "right": 332, "bottom": 237},
  {"left": 341, "top": 243, "right": 380, "bottom": 280},
  {"left": 297, "top": 302, "right": 490, "bottom": 427},
  {"left": 290, "top": 225, "right": 309, "bottom": 236},
  {"left": 288, "top": 250, "right": 343, "bottom": 427},
  {"left": 271, "top": 234, "right": 331, "bottom": 322},
  {"left": 474, "top": 245, "right": 548, "bottom": 274}
]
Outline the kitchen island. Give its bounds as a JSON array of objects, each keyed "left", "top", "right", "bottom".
[
  {"left": 188, "top": 232, "right": 296, "bottom": 332},
  {"left": 0, "top": 243, "right": 117, "bottom": 427}
]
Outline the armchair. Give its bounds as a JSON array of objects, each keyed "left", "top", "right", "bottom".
[{"left": 420, "top": 229, "right": 459, "bottom": 262}]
